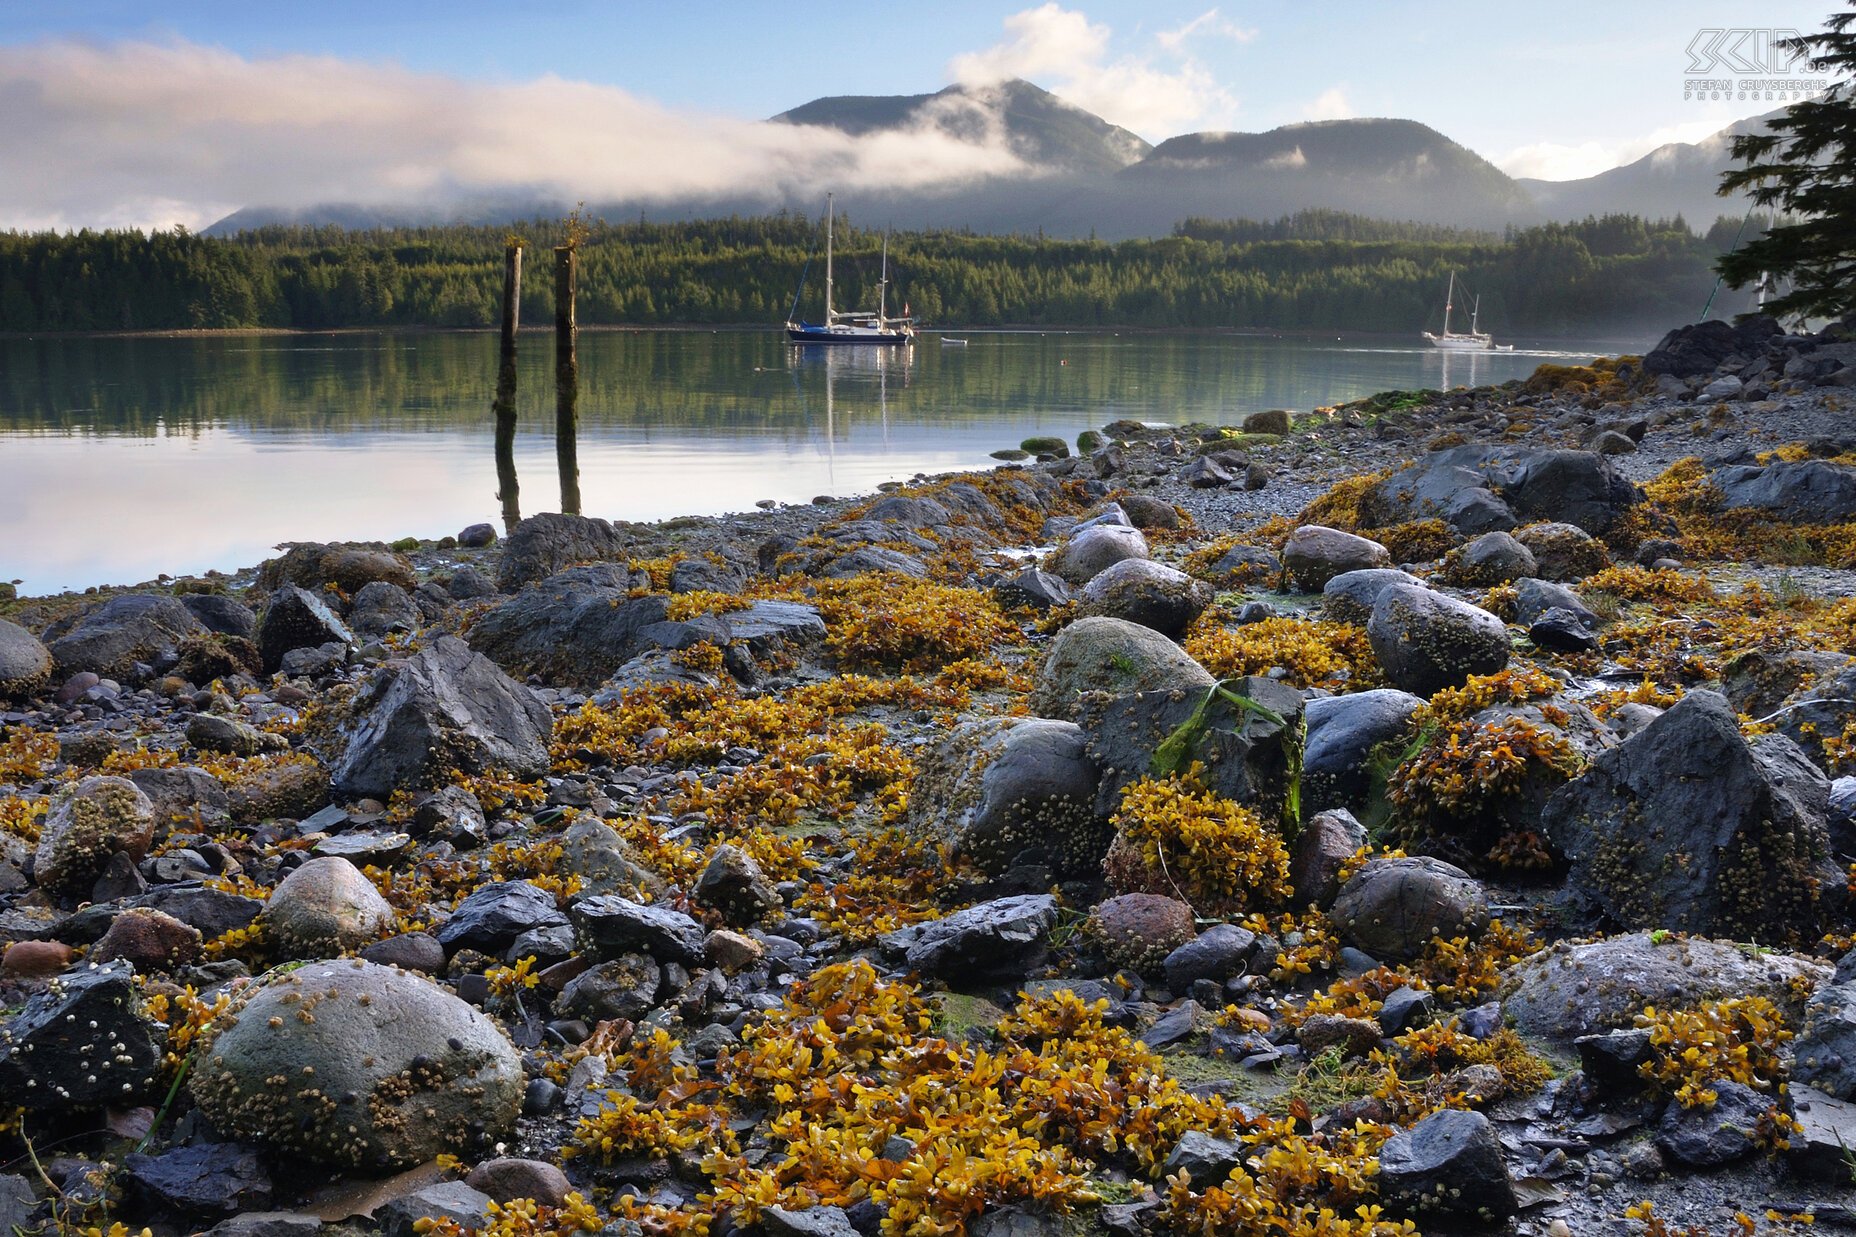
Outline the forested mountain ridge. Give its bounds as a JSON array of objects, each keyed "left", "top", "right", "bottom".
[{"left": 0, "top": 210, "right": 1760, "bottom": 335}]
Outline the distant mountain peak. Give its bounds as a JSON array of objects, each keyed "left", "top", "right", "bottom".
[{"left": 772, "top": 78, "right": 1152, "bottom": 175}]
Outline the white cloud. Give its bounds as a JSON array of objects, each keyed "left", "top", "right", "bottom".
[
  {"left": 950, "top": 3, "right": 1240, "bottom": 139},
  {"left": 1156, "top": 9, "right": 1258, "bottom": 54},
  {"left": 0, "top": 39, "right": 1034, "bottom": 232},
  {"left": 1303, "top": 88, "right": 1354, "bottom": 121},
  {"left": 1496, "top": 118, "right": 1742, "bottom": 181}
]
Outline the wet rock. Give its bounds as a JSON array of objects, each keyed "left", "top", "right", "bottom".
[
  {"left": 1529, "top": 607, "right": 1599, "bottom": 652},
  {"left": 1179, "top": 456, "right": 1232, "bottom": 488},
  {"left": 2, "top": 939, "right": 75, "bottom": 980},
  {"left": 93, "top": 907, "right": 203, "bottom": 970},
  {"left": 1366, "top": 583, "right": 1510, "bottom": 698},
  {"left": 1500, "top": 931, "right": 1827, "bottom": 1043},
  {"left": 1513, "top": 521, "right": 1608, "bottom": 582},
  {"left": 124, "top": 1142, "right": 271, "bottom": 1215},
  {"left": 49, "top": 594, "right": 206, "bottom": 681},
  {"left": 1297, "top": 1014, "right": 1383, "bottom": 1060},
  {"left": 1447, "top": 531, "right": 1535, "bottom": 585},
  {"left": 1049, "top": 524, "right": 1149, "bottom": 586},
  {"left": 458, "top": 523, "right": 497, "bottom": 548},
  {"left": 187, "top": 713, "right": 275, "bottom": 757},
  {"left": 0, "top": 959, "right": 163, "bottom": 1107},
  {"left": 559, "top": 955, "right": 662, "bottom": 1023},
  {"left": 669, "top": 556, "right": 749, "bottom": 595},
  {"left": 1789, "top": 1087, "right": 1856, "bottom": 1180},
  {"left": 1196, "top": 544, "right": 1280, "bottom": 588},
  {"left": 1715, "top": 459, "right": 1856, "bottom": 524},
  {"left": 1775, "top": 665, "right": 1856, "bottom": 774},
  {"left": 878, "top": 894, "right": 1057, "bottom": 982},
  {"left": 1162, "top": 1130, "right": 1246, "bottom": 1190},
  {"left": 1077, "top": 559, "right": 1212, "bottom": 639},
  {"left": 694, "top": 844, "right": 781, "bottom": 927},
  {"left": 331, "top": 636, "right": 551, "bottom": 798},
  {"left": 258, "top": 544, "right": 415, "bottom": 596},
  {"left": 1591, "top": 429, "right": 1637, "bottom": 455},
  {"left": 1362, "top": 445, "right": 1637, "bottom": 536},
  {"left": 905, "top": 717, "right": 1104, "bottom": 877},
  {"left": 496, "top": 513, "right": 629, "bottom": 591},
  {"left": 1301, "top": 690, "right": 1423, "bottom": 814},
  {"left": 467, "top": 570, "right": 667, "bottom": 688},
  {"left": 1643, "top": 316, "right": 1779, "bottom": 378},
  {"left": 1509, "top": 578, "right": 1596, "bottom": 629},
  {"left": 377, "top": 1182, "right": 493, "bottom": 1237},
  {"left": 180, "top": 594, "right": 259, "bottom": 640},
  {"left": 1656, "top": 1079, "right": 1770, "bottom": 1166},
  {"left": 558, "top": 819, "right": 660, "bottom": 900},
  {"left": 176, "top": 634, "right": 264, "bottom": 684},
  {"left": 1378, "top": 1109, "right": 1517, "bottom": 1223},
  {"left": 1793, "top": 960, "right": 1856, "bottom": 1100},
  {"left": 257, "top": 586, "right": 354, "bottom": 674},
  {"left": 189, "top": 959, "right": 523, "bottom": 1169},
  {"left": 1289, "top": 808, "right": 1368, "bottom": 907},
  {"left": 1319, "top": 568, "right": 1425, "bottom": 627},
  {"left": 263, "top": 856, "right": 396, "bottom": 958},
  {"left": 436, "top": 881, "right": 570, "bottom": 956},
  {"left": 992, "top": 567, "right": 1072, "bottom": 611},
  {"left": 465, "top": 1158, "right": 572, "bottom": 1206},
  {"left": 1090, "top": 893, "right": 1195, "bottom": 975},
  {"left": 763, "top": 1206, "right": 862, "bottom": 1237},
  {"left": 1721, "top": 648, "right": 1851, "bottom": 720},
  {"left": 1029, "top": 616, "right": 1213, "bottom": 722},
  {"left": 34, "top": 776, "right": 157, "bottom": 897},
  {"left": 348, "top": 581, "right": 422, "bottom": 640},
  {"left": 572, "top": 895, "right": 705, "bottom": 965},
  {"left": 1117, "top": 494, "right": 1181, "bottom": 530},
  {"left": 0, "top": 619, "right": 53, "bottom": 699},
  {"left": 1543, "top": 690, "right": 1837, "bottom": 939},
  {"left": 361, "top": 932, "right": 446, "bottom": 974},
  {"left": 446, "top": 566, "right": 499, "bottom": 599},
  {"left": 1282, "top": 525, "right": 1391, "bottom": 592},
  {"left": 227, "top": 759, "right": 329, "bottom": 824},
  {"left": 1329, "top": 856, "right": 1488, "bottom": 962}
]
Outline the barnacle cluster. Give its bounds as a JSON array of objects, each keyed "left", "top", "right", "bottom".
[{"left": 1104, "top": 764, "right": 1292, "bottom": 917}]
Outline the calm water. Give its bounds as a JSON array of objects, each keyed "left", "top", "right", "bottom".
[{"left": 0, "top": 329, "right": 1651, "bottom": 594}]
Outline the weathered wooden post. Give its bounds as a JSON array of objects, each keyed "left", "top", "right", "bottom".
[
  {"left": 492, "top": 238, "right": 523, "bottom": 530},
  {"left": 554, "top": 241, "right": 581, "bottom": 517}
]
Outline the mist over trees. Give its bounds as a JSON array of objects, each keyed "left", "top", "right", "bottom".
[{"left": 0, "top": 210, "right": 1758, "bottom": 336}]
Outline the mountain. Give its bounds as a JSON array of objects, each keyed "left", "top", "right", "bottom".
[
  {"left": 773, "top": 78, "right": 1152, "bottom": 176},
  {"left": 1518, "top": 110, "right": 1783, "bottom": 226}
]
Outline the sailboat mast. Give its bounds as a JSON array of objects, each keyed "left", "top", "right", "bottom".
[
  {"left": 1442, "top": 271, "right": 1455, "bottom": 336},
  {"left": 1469, "top": 292, "right": 1481, "bottom": 336},
  {"left": 879, "top": 231, "right": 889, "bottom": 324},
  {"left": 825, "top": 193, "right": 835, "bottom": 324}
]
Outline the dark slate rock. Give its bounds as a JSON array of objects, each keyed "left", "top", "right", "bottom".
[
  {"left": 1789, "top": 1087, "right": 1856, "bottom": 1181},
  {"left": 125, "top": 1142, "right": 272, "bottom": 1215},
  {"left": 1361, "top": 444, "right": 1637, "bottom": 536},
  {"left": 1161, "top": 1130, "right": 1246, "bottom": 1190},
  {"left": 1714, "top": 459, "right": 1856, "bottom": 524},
  {"left": 694, "top": 844, "right": 781, "bottom": 927},
  {"left": 347, "top": 581, "right": 422, "bottom": 640},
  {"left": 1655, "top": 1079, "right": 1770, "bottom": 1167},
  {"left": 1163, "top": 925, "right": 1258, "bottom": 992},
  {"left": 179, "top": 594, "right": 258, "bottom": 640},
  {"left": 1777, "top": 665, "right": 1856, "bottom": 774},
  {"left": 992, "top": 567, "right": 1072, "bottom": 611},
  {"left": 1542, "top": 690, "right": 1837, "bottom": 939},
  {"left": 331, "top": 636, "right": 551, "bottom": 798},
  {"left": 497, "top": 513, "right": 628, "bottom": 592},
  {"left": 1378, "top": 1109, "right": 1517, "bottom": 1223},
  {"left": 1574, "top": 1028, "right": 1654, "bottom": 1091},
  {"left": 559, "top": 955, "right": 662, "bottom": 1023},
  {"left": 1302, "top": 689, "right": 1423, "bottom": 814},
  {"left": 257, "top": 586, "right": 354, "bottom": 674},
  {"left": 1320, "top": 568, "right": 1426, "bottom": 627},
  {"left": 1509, "top": 577, "right": 1597, "bottom": 628},
  {"left": 1197, "top": 544, "right": 1280, "bottom": 587},
  {"left": 763, "top": 1206, "right": 862, "bottom": 1237},
  {"left": 468, "top": 571, "right": 666, "bottom": 689},
  {"left": 0, "top": 959, "right": 162, "bottom": 1107},
  {"left": 572, "top": 895, "right": 705, "bottom": 965},
  {"left": 1529, "top": 606, "right": 1599, "bottom": 652},
  {"left": 436, "top": 881, "right": 569, "bottom": 956},
  {"left": 48, "top": 594, "right": 207, "bottom": 681},
  {"left": 1377, "top": 987, "right": 1436, "bottom": 1035},
  {"left": 457, "top": 522, "right": 497, "bottom": 548},
  {"left": 877, "top": 894, "right": 1057, "bottom": 982},
  {"left": 1794, "top": 972, "right": 1856, "bottom": 1100},
  {"left": 1642, "top": 316, "right": 1780, "bottom": 378},
  {"left": 378, "top": 1182, "right": 493, "bottom": 1237}
]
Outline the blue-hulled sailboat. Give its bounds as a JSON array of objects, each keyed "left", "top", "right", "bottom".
[{"left": 785, "top": 194, "right": 915, "bottom": 345}]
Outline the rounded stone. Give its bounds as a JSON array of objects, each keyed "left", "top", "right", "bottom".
[
  {"left": 1329, "top": 856, "right": 1489, "bottom": 962},
  {"left": 1282, "top": 525, "right": 1392, "bottom": 592},
  {"left": 1513, "top": 522, "right": 1608, "bottom": 582},
  {"left": 1048, "top": 525, "right": 1150, "bottom": 586},
  {"left": 263, "top": 856, "right": 397, "bottom": 958},
  {"left": 1090, "top": 893, "right": 1196, "bottom": 976},
  {"left": 1030, "top": 616, "right": 1213, "bottom": 722},
  {"left": 1076, "top": 559, "right": 1213, "bottom": 639},
  {"left": 1446, "top": 532, "right": 1537, "bottom": 586},
  {"left": 0, "top": 619, "right": 53, "bottom": 700},
  {"left": 93, "top": 907, "right": 204, "bottom": 970},
  {"left": 34, "top": 776, "right": 157, "bottom": 897},
  {"left": 1366, "top": 583, "right": 1510, "bottom": 698},
  {"left": 190, "top": 959, "right": 523, "bottom": 1170}
]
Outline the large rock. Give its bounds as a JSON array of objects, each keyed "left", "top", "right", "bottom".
[
  {"left": 0, "top": 619, "right": 52, "bottom": 699},
  {"left": 1642, "top": 316, "right": 1780, "bottom": 378},
  {"left": 124, "top": 1143, "right": 272, "bottom": 1216},
  {"left": 1793, "top": 956, "right": 1856, "bottom": 1100},
  {"left": 34, "top": 775, "right": 157, "bottom": 897},
  {"left": 1542, "top": 690, "right": 1838, "bottom": 939},
  {"left": 1320, "top": 568, "right": 1425, "bottom": 627},
  {"left": 1715, "top": 459, "right": 1856, "bottom": 524},
  {"left": 1366, "top": 583, "right": 1509, "bottom": 697},
  {"left": 877, "top": 894, "right": 1057, "bottom": 982},
  {"left": 0, "top": 958, "right": 163, "bottom": 1107},
  {"left": 1377, "top": 1109, "right": 1517, "bottom": 1224},
  {"left": 1301, "top": 689, "right": 1424, "bottom": 813},
  {"left": 1360, "top": 445, "right": 1638, "bottom": 536},
  {"left": 258, "top": 543, "right": 415, "bottom": 595},
  {"left": 572, "top": 895, "right": 705, "bottom": 965},
  {"left": 436, "top": 881, "right": 569, "bottom": 956},
  {"left": 496, "top": 513, "right": 629, "bottom": 591},
  {"left": 48, "top": 594, "right": 206, "bottom": 680},
  {"left": 1509, "top": 577, "right": 1597, "bottom": 629},
  {"left": 1048, "top": 525, "right": 1149, "bottom": 586},
  {"left": 1080, "top": 675, "right": 1304, "bottom": 821},
  {"left": 1513, "top": 522, "right": 1607, "bottom": 581},
  {"left": 190, "top": 960, "right": 522, "bottom": 1169},
  {"left": 1445, "top": 531, "right": 1535, "bottom": 585},
  {"left": 181, "top": 593, "right": 259, "bottom": 640},
  {"left": 1281, "top": 526, "right": 1391, "bottom": 592},
  {"left": 1289, "top": 808, "right": 1368, "bottom": 909},
  {"left": 1500, "top": 931, "right": 1827, "bottom": 1043},
  {"left": 348, "top": 581, "right": 423, "bottom": 641},
  {"left": 1076, "top": 559, "right": 1212, "bottom": 639},
  {"left": 1655, "top": 1080, "right": 1770, "bottom": 1167},
  {"left": 1030, "top": 616, "right": 1213, "bottom": 722},
  {"left": 257, "top": 586, "right": 354, "bottom": 674},
  {"left": 467, "top": 568, "right": 662, "bottom": 688},
  {"left": 1328, "top": 856, "right": 1488, "bottom": 962},
  {"left": 263, "top": 857, "right": 397, "bottom": 958},
  {"left": 331, "top": 636, "right": 550, "bottom": 799},
  {"left": 905, "top": 717, "right": 1105, "bottom": 877}
]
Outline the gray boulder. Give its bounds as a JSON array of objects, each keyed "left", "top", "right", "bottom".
[
  {"left": 1048, "top": 525, "right": 1149, "bottom": 586},
  {"left": 1289, "top": 808, "right": 1368, "bottom": 909},
  {"left": 258, "top": 586, "right": 354, "bottom": 674},
  {"left": 1195, "top": 544, "right": 1281, "bottom": 588},
  {"left": 694, "top": 844, "right": 781, "bottom": 926},
  {"left": 1643, "top": 317, "right": 1780, "bottom": 378},
  {"left": 1447, "top": 531, "right": 1535, "bottom": 585},
  {"left": 190, "top": 960, "right": 521, "bottom": 1169},
  {"left": 1281, "top": 525, "right": 1391, "bottom": 592},
  {"left": 906, "top": 717, "right": 1105, "bottom": 877},
  {"left": 1366, "top": 583, "right": 1510, "bottom": 697},
  {"left": 1378, "top": 1109, "right": 1517, "bottom": 1223},
  {"left": 1302, "top": 689, "right": 1424, "bottom": 813},
  {"left": 878, "top": 894, "right": 1057, "bottom": 982},
  {"left": 1514, "top": 521, "right": 1608, "bottom": 581},
  {"left": 572, "top": 895, "right": 705, "bottom": 965},
  {"left": 1793, "top": 957, "right": 1856, "bottom": 1100},
  {"left": 1329, "top": 856, "right": 1488, "bottom": 962},
  {"left": 1714, "top": 460, "right": 1856, "bottom": 524},
  {"left": 436, "top": 881, "right": 569, "bottom": 956},
  {"left": 1361, "top": 445, "right": 1638, "bottom": 536},
  {"left": 347, "top": 581, "right": 422, "bottom": 640},
  {"left": 1656, "top": 1079, "right": 1769, "bottom": 1166},
  {"left": 992, "top": 567, "right": 1072, "bottom": 611},
  {"left": 1500, "top": 932, "right": 1827, "bottom": 1043},
  {"left": 1077, "top": 559, "right": 1212, "bottom": 639},
  {"left": 1320, "top": 568, "right": 1425, "bottom": 627},
  {"left": 559, "top": 956, "right": 662, "bottom": 1023},
  {"left": 181, "top": 594, "right": 259, "bottom": 640},
  {"left": 1542, "top": 690, "right": 1837, "bottom": 939},
  {"left": 34, "top": 775, "right": 157, "bottom": 897},
  {"left": 466, "top": 567, "right": 661, "bottom": 688},
  {"left": 331, "top": 636, "right": 550, "bottom": 799},
  {"left": 1776, "top": 665, "right": 1856, "bottom": 774},
  {"left": 49, "top": 594, "right": 207, "bottom": 680},
  {"left": 259, "top": 544, "right": 414, "bottom": 596},
  {"left": 1509, "top": 577, "right": 1597, "bottom": 628},
  {"left": 1030, "top": 616, "right": 1213, "bottom": 722},
  {"left": 497, "top": 512, "right": 628, "bottom": 591},
  {"left": 263, "top": 856, "right": 397, "bottom": 958},
  {"left": 0, "top": 619, "right": 52, "bottom": 699}
]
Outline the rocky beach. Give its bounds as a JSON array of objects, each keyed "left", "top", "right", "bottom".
[{"left": 4, "top": 314, "right": 1856, "bottom": 1237}]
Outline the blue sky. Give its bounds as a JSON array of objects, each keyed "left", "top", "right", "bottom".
[{"left": 0, "top": 1, "right": 1839, "bottom": 229}]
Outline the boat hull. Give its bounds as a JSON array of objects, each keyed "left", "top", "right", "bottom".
[
  {"left": 786, "top": 324, "right": 914, "bottom": 345},
  {"left": 1423, "top": 331, "right": 1498, "bottom": 351}
]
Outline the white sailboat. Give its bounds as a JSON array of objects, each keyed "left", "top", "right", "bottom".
[
  {"left": 1422, "top": 271, "right": 1512, "bottom": 352},
  {"left": 785, "top": 194, "right": 916, "bottom": 345}
]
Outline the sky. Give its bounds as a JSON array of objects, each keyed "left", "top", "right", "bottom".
[{"left": 0, "top": 0, "right": 1839, "bottom": 231}]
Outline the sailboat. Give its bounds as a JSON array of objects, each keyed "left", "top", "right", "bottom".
[
  {"left": 786, "top": 194, "right": 916, "bottom": 345},
  {"left": 1422, "top": 271, "right": 1512, "bottom": 352}
]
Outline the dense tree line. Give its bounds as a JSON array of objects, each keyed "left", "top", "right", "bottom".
[{"left": 0, "top": 210, "right": 1759, "bottom": 335}]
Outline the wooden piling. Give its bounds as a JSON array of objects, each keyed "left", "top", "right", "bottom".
[
  {"left": 492, "top": 240, "right": 523, "bottom": 530},
  {"left": 554, "top": 243, "right": 581, "bottom": 517}
]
